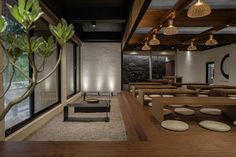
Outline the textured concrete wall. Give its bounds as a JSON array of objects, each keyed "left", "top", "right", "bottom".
[{"left": 81, "top": 42, "right": 121, "bottom": 94}]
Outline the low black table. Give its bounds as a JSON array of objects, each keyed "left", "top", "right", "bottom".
[{"left": 64, "top": 100, "right": 110, "bottom": 122}]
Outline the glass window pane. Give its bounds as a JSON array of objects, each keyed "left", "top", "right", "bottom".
[
  {"left": 34, "top": 18, "right": 60, "bottom": 113},
  {"left": 66, "top": 42, "right": 76, "bottom": 96},
  {"left": 76, "top": 46, "right": 80, "bottom": 92},
  {"left": 3, "top": 0, "right": 30, "bottom": 130}
]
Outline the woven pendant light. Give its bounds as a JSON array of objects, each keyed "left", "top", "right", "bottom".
[
  {"left": 205, "top": 34, "right": 218, "bottom": 46},
  {"left": 188, "top": 0, "right": 211, "bottom": 18},
  {"left": 149, "top": 29, "right": 160, "bottom": 45},
  {"left": 163, "top": 19, "right": 179, "bottom": 35},
  {"left": 187, "top": 41, "right": 197, "bottom": 51},
  {"left": 141, "top": 41, "right": 151, "bottom": 51}
]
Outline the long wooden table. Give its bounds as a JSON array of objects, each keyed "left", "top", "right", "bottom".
[
  {"left": 128, "top": 82, "right": 162, "bottom": 90},
  {"left": 152, "top": 97, "right": 236, "bottom": 122},
  {"left": 138, "top": 89, "right": 198, "bottom": 106},
  {"left": 130, "top": 85, "right": 176, "bottom": 96},
  {"left": 210, "top": 89, "right": 236, "bottom": 96},
  {"left": 172, "top": 83, "right": 208, "bottom": 87},
  {"left": 187, "top": 85, "right": 236, "bottom": 90}
]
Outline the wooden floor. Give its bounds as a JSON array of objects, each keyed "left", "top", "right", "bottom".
[{"left": 1, "top": 91, "right": 236, "bottom": 157}]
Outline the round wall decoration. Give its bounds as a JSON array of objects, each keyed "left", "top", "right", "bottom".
[{"left": 220, "top": 54, "right": 229, "bottom": 79}]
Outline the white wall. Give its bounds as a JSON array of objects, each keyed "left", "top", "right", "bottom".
[
  {"left": 81, "top": 42, "right": 121, "bottom": 94},
  {"left": 176, "top": 50, "right": 205, "bottom": 83},
  {"left": 176, "top": 44, "right": 236, "bottom": 85}
]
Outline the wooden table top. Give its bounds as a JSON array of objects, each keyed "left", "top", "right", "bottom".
[
  {"left": 129, "top": 82, "right": 162, "bottom": 86},
  {"left": 187, "top": 85, "right": 236, "bottom": 90},
  {"left": 172, "top": 83, "right": 208, "bottom": 86},
  {"left": 141, "top": 88, "right": 198, "bottom": 94},
  {"left": 153, "top": 96, "right": 236, "bottom": 105},
  {"left": 133, "top": 85, "right": 176, "bottom": 89}
]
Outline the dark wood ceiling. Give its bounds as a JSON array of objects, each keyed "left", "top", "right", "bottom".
[
  {"left": 125, "top": 0, "right": 236, "bottom": 51},
  {"left": 41, "top": 0, "right": 134, "bottom": 41}
]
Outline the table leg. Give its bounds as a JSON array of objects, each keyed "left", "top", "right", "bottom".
[
  {"left": 137, "top": 90, "right": 144, "bottom": 106},
  {"left": 152, "top": 98, "right": 164, "bottom": 122}
]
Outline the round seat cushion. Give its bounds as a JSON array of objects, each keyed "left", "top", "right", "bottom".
[
  {"left": 187, "top": 105, "right": 203, "bottom": 107},
  {"left": 198, "top": 94, "right": 208, "bottom": 97},
  {"left": 149, "top": 94, "right": 161, "bottom": 98},
  {"left": 162, "top": 95, "right": 174, "bottom": 97},
  {"left": 164, "top": 108, "right": 172, "bottom": 116},
  {"left": 199, "top": 120, "right": 231, "bottom": 132},
  {"left": 229, "top": 97, "right": 236, "bottom": 100},
  {"left": 148, "top": 102, "right": 152, "bottom": 107},
  {"left": 86, "top": 99, "right": 99, "bottom": 103},
  {"left": 228, "top": 94, "right": 236, "bottom": 97},
  {"left": 233, "top": 121, "right": 236, "bottom": 126},
  {"left": 200, "top": 108, "right": 222, "bottom": 116},
  {"left": 144, "top": 97, "right": 152, "bottom": 101},
  {"left": 174, "top": 108, "right": 195, "bottom": 116},
  {"left": 161, "top": 120, "right": 189, "bottom": 132},
  {"left": 168, "top": 105, "right": 184, "bottom": 108}
]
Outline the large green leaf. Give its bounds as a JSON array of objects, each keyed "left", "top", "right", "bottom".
[{"left": 0, "top": 16, "right": 8, "bottom": 33}]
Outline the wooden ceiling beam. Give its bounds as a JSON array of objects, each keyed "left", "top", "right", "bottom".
[
  {"left": 121, "top": 0, "right": 152, "bottom": 50},
  {"left": 143, "top": 0, "right": 194, "bottom": 41}
]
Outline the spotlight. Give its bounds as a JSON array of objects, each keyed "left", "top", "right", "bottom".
[{"left": 92, "top": 21, "right": 96, "bottom": 28}]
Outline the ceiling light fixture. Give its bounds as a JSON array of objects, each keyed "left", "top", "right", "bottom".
[
  {"left": 163, "top": 19, "right": 179, "bottom": 35},
  {"left": 187, "top": 0, "right": 211, "bottom": 18},
  {"left": 149, "top": 29, "right": 160, "bottom": 45},
  {"left": 187, "top": 41, "right": 197, "bottom": 51},
  {"left": 205, "top": 34, "right": 218, "bottom": 46},
  {"left": 141, "top": 41, "right": 151, "bottom": 51},
  {"left": 92, "top": 21, "right": 96, "bottom": 27}
]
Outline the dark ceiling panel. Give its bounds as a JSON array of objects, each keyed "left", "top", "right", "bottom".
[{"left": 41, "top": 0, "right": 134, "bottom": 41}]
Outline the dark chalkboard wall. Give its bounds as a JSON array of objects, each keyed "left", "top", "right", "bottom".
[
  {"left": 122, "top": 55, "right": 166, "bottom": 85},
  {"left": 123, "top": 55, "right": 150, "bottom": 84}
]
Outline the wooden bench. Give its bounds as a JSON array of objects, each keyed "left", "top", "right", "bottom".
[
  {"left": 152, "top": 97, "right": 236, "bottom": 122},
  {"left": 130, "top": 85, "right": 176, "bottom": 96},
  {"left": 210, "top": 89, "right": 236, "bottom": 97}
]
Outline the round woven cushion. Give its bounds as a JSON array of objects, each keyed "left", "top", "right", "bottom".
[
  {"left": 229, "top": 97, "right": 236, "bottom": 100},
  {"left": 86, "top": 99, "right": 99, "bottom": 103},
  {"left": 144, "top": 97, "right": 152, "bottom": 101},
  {"left": 148, "top": 102, "right": 152, "bottom": 107},
  {"left": 198, "top": 94, "right": 208, "bottom": 97},
  {"left": 233, "top": 121, "right": 236, "bottom": 126},
  {"left": 162, "top": 95, "right": 174, "bottom": 97},
  {"left": 174, "top": 108, "right": 195, "bottom": 116},
  {"left": 161, "top": 120, "right": 189, "bottom": 132},
  {"left": 168, "top": 105, "right": 184, "bottom": 108},
  {"left": 200, "top": 108, "right": 222, "bottom": 116},
  {"left": 164, "top": 108, "right": 172, "bottom": 116},
  {"left": 149, "top": 94, "right": 161, "bottom": 98},
  {"left": 187, "top": 105, "right": 203, "bottom": 107},
  {"left": 228, "top": 94, "right": 236, "bottom": 97},
  {"left": 199, "top": 120, "right": 231, "bottom": 132}
]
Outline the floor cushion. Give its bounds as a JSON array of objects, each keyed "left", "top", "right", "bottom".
[
  {"left": 200, "top": 108, "right": 222, "bottom": 116},
  {"left": 86, "top": 99, "right": 99, "bottom": 103},
  {"left": 168, "top": 105, "right": 184, "bottom": 108},
  {"left": 161, "top": 120, "right": 189, "bottom": 132},
  {"left": 199, "top": 120, "right": 231, "bottom": 132},
  {"left": 148, "top": 102, "right": 152, "bottom": 107},
  {"left": 174, "top": 108, "right": 195, "bottom": 116},
  {"left": 187, "top": 105, "right": 203, "bottom": 107},
  {"left": 233, "top": 121, "right": 236, "bottom": 126},
  {"left": 149, "top": 94, "right": 161, "bottom": 98},
  {"left": 198, "top": 94, "right": 208, "bottom": 97},
  {"left": 162, "top": 95, "right": 174, "bottom": 97},
  {"left": 164, "top": 108, "right": 172, "bottom": 116},
  {"left": 144, "top": 97, "right": 152, "bottom": 101}
]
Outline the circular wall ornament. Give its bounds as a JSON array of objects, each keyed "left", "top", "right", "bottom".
[{"left": 220, "top": 54, "right": 229, "bottom": 79}]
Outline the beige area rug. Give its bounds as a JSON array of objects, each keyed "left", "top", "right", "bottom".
[{"left": 25, "top": 97, "right": 127, "bottom": 141}]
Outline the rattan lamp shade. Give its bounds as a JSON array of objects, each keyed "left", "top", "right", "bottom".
[
  {"left": 163, "top": 19, "right": 179, "bottom": 35},
  {"left": 149, "top": 34, "right": 160, "bottom": 45},
  {"left": 188, "top": 0, "right": 211, "bottom": 18}
]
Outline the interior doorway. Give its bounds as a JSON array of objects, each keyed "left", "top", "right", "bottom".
[{"left": 206, "top": 62, "right": 215, "bottom": 84}]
